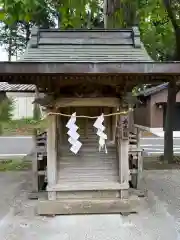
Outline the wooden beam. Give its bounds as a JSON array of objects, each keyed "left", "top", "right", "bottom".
[
  {"left": 1, "top": 62, "right": 180, "bottom": 75},
  {"left": 54, "top": 97, "right": 121, "bottom": 108}
]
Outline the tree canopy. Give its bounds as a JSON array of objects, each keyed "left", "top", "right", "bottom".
[{"left": 0, "top": 0, "right": 179, "bottom": 61}]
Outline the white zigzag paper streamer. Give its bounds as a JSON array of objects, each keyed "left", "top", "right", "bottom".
[
  {"left": 93, "top": 114, "right": 108, "bottom": 153},
  {"left": 66, "top": 112, "right": 82, "bottom": 154}
]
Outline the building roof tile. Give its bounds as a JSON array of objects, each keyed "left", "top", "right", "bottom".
[{"left": 0, "top": 82, "right": 35, "bottom": 92}]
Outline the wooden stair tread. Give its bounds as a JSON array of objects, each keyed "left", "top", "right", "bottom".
[{"left": 47, "top": 181, "right": 129, "bottom": 191}]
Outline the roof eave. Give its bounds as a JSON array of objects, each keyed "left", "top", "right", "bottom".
[
  {"left": 0, "top": 62, "right": 180, "bottom": 75},
  {"left": 137, "top": 83, "right": 169, "bottom": 97}
]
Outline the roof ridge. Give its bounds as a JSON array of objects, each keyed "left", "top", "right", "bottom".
[
  {"left": 132, "top": 26, "right": 141, "bottom": 48},
  {"left": 38, "top": 28, "right": 133, "bottom": 32},
  {"left": 19, "top": 26, "right": 152, "bottom": 62},
  {"left": 29, "top": 26, "right": 141, "bottom": 49}
]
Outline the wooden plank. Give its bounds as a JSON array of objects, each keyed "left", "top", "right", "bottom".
[
  {"left": 54, "top": 97, "right": 121, "bottom": 108},
  {"left": 37, "top": 140, "right": 46, "bottom": 144},
  {"left": 47, "top": 182, "right": 129, "bottom": 191},
  {"left": 129, "top": 148, "right": 142, "bottom": 152},
  {"left": 56, "top": 190, "right": 120, "bottom": 199},
  {"left": 37, "top": 198, "right": 139, "bottom": 215}
]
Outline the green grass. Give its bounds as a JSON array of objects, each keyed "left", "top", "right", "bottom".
[
  {"left": 0, "top": 118, "right": 47, "bottom": 136},
  {"left": 143, "top": 156, "right": 180, "bottom": 170},
  {"left": 0, "top": 159, "right": 32, "bottom": 171}
]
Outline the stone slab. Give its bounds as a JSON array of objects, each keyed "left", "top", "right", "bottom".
[{"left": 37, "top": 198, "right": 139, "bottom": 215}]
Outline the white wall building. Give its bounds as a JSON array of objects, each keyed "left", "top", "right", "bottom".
[
  {"left": 6, "top": 92, "right": 35, "bottom": 119},
  {"left": 0, "top": 82, "right": 36, "bottom": 120},
  {"left": 0, "top": 82, "right": 46, "bottom": 120}
]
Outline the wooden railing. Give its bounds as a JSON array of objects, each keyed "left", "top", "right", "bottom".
[
  {"left": 30, "top": 130, "right": 47, "bottom": 198},
  {"left": 130, "top": 126, "right": 143, "bottom": 188},
  {"left": 31, "top": 124, "right": 143, "bottom": 197}
]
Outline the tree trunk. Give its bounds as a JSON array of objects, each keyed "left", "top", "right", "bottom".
[
  {"left": 164, "top": 81, "right": 176, "bottom": 163},
  {"left": 103, "top": 0, "right": 108, "bottom": 28},
  {"left": 162, "top": 0, "right": 180, "bottom": 164},
  {"left": 104, "top": 0, "right": 120, "bottom": 29},
  {"left": 25, "top": 23, "right": 31, "bottom": 46},
  {"left": 8, "top": 27, "right": 12, "bottom": 62}
]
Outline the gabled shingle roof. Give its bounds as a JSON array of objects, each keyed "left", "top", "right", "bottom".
[
  {"left": 20, "top": 26, "right": 152, "bottom": 63},
  {"left": 137, "top": 83, "right": 168, "bottom": 97}
]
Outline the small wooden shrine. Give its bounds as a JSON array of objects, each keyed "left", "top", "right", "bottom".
[{"left": 0, "top": 27, "right": 180, "bottom": 215}]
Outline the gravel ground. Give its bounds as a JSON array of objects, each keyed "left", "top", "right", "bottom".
[
  {"left": 0, "top": 172, "right": 28, "bottom": 220},
  {"left": 0, "top": 170, "right": 180, "bottom": 240},
  {"left": 143, "top": 170, "right": 180, "bottom": 229}
]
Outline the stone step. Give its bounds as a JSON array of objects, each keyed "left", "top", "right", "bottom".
[{"left": 37, "top": 197, "right": 139, "bottom": 215}]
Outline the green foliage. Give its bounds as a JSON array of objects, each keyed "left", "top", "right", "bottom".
[
  {"left": 0, "top": 0, "right": 55, "bottom": 25},
  {"left": 0, "top": 23, "right": 27, "bottom": 60},
  {"left": 138, "top": 0, "right": 175, "bottom": 60},
  {"left": 0, "top": 97, "right": 14, "bottom": 122},
  {"left": 33, "top": 103, "right": 41, "bottom": 121},
  {"left": 1, "top": 117, "right": 47, "bottom": 135},
  {"left": 0, "top": 0, "right": 56, "bottom": 60}
]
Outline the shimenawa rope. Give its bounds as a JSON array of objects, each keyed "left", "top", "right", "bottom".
[{"left": 46, "top": 108, "right": 133, "bottom": 119}]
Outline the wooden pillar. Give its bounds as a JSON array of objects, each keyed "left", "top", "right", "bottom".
[
  {"left": 47, "top": 114, "right": 57, "bottom": 200},
  {"left": 112, "top": 107, "right": 118, "bottom": 142},
  {"left": 104, "top": 107, "right": 111, "bottom": 140},
  {"left": 136, "top": 127, "right": 143, "bottom": 188},
  {"left": 31, "top": 85, "right": 41, "bottom": 196},
  {"left": 56, "top": 114, "right": 61, "bottom": 154},
  {"left": 117, "top": 114, "right": 129, "bottom": 199},
  {"left": 32, "top": 129, "right": 38, "bottom": 193},
  {"left": 128, "top": 109, "right": 134, "bottom": 133}
]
